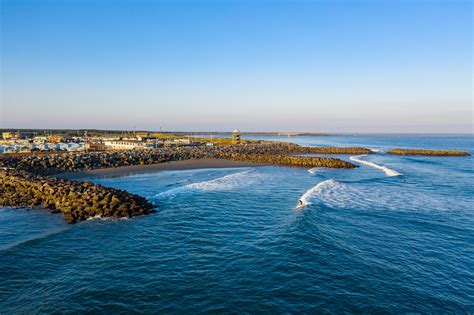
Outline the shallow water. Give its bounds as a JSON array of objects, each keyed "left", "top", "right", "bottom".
[{"left": 1, "top": 136, "right": 473, "bottom": 313}]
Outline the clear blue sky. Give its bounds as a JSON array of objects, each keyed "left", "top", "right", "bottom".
[{"left": 1, "top": 0, "right": 472, "bottom": 133}]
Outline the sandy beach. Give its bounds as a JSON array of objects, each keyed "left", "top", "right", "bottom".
[{"left": 55, "top": 158, "right": 265, "bottom": 180}]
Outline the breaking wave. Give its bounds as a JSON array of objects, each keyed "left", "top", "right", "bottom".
[
  {"left": 350, "top": 155, "right": 402, "bottom": 177},
  {"left": 155, "top": 169, "right": 262, "bottom": 199},
  {"left": 296, "top": 179, "right": 346, "bottom": 208},
  {"left": 295, "top": 179, "right": 468, "bottom": 212}
]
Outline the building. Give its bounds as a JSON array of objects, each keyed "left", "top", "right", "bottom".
[
  {"left": 1, "top": 144, "right": 31, "bottom": 153},
  {"left": 3, "top": 146, "right": 15, "bottom": 153},
  {"left": 48, "top": 135, "right": 64, "bottom": 143},
  {"left": 232, "top": 129, "right": 241, "bottom": 144},
  {"left": 104, "top": 140, "right": 147, "bottom": 150},
  {"left": 86, "top": 141, "right": 106, "bottom": 151},
  {"left": 18, "top": 146, "right": 31, "bottom": 153},
  {"left": 2, "top": 132, "right": 20, "bottom": 140},
  {"left": 33, "top": 136, "right": 48, "bottom": 144},
  {"left": 163, "top": 138, "right": 198, "bottom": 147}
]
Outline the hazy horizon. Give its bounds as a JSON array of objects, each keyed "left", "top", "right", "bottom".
[{"left": 1, "top": 0, "right": 472, "bottom": 133}]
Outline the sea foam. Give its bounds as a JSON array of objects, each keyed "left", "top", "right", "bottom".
[
  {"left": 349, "top": 155, "right": 402, "bottom": 176},
  {"left": 155, "top": 169, "right": 262, "bottom": 199},
  {"left": 296, "top": 179, "right": 347, "bottom": 208},
  {"left": 295, "top": 178, "right": 461, "bottom": 212}
]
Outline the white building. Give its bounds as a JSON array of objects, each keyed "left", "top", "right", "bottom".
[
  {"left": 33, "top": 136, "right": 48, "bottom": 144},
  {"left": 104, "top": 140, "right": 147, "bottom": 150}
]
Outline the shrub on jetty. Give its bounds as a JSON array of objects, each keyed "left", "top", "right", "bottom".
[
  {"left": 387, "top": 148, "right": 471, "bottom": 156},
  {"left": 0, "top": 169, "right": 156, "bottom": 223}
]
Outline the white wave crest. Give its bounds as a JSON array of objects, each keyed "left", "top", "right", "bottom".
[
  {"left": 295, "top": 178, "right": 462, "bottom": 212},
  {"left": 297, "top": 179, "right": 345, "bottom": 208},
  {"left": 307, "top": 168, "right": 318, "bottom": 174},
  {"left": 155, "top": 169, "right": 262, "bottom": 199},
  {"left": 350, "top": 155, "right": 402, "bottom": 177}
]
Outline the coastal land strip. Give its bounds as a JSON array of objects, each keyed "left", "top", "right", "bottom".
[
  {"left": 2, "top": 141, "right": 469, "bottom": 224},
  {"left": 57, "top": 158, "right": 265, "bottom": 180},
  {"left": 1, "top": 142, "right": 364, "bottom": 223}
]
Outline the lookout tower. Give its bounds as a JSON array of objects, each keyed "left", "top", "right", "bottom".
[{"left": 232, "top": 129, "right": 241, "bottom": 144}]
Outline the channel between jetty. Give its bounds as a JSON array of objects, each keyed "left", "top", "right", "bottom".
[{"left": 1, "top": 143, "right": 369, "bottom": 223}]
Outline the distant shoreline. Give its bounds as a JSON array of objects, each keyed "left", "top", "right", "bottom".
[
  {"left": 1, "top": 128, "right": 472, "bottom": 137},
  {"left": 55, "top": 158, "right": 266, "bottom": 180}
]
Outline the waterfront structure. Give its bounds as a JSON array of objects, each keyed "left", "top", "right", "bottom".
[
  {"left": 19, "top": 146, "right": 31, "bottom": 153},
  {"left": 86, "top": 141, "right": 106, "bottom": 151},
  {"left": 2, "top": 132, "right": 20, "bottom": 140},
  {"left": 33, "top": 136, "right": 48, "bottom": 144},
  {"left": 1, "top": 144, "right": 31, "bottom": 153},
  {"left": 0, "top": 142, "right": 84, "bottom": 154},
  {"left": 232, "top": 129, "right": 241, "bottom": 144},
  {"left": 48, "top": 135, "right": 64, "bottom": 143},
  {"left": 104, "top": 140, "right": 148, "bottom": 150}
]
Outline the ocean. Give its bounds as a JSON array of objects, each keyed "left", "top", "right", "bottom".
[{"left": 1, "top": 135, "right": 473, "bottom": 313}]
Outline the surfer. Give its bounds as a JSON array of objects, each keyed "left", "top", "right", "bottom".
[{"left": 299, "top": 200, "right": 303, "bottom": 206}]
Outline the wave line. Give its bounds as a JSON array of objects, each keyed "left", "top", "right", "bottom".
[{"left": 349, "top": 155, "right": 402, "bottom": 177}]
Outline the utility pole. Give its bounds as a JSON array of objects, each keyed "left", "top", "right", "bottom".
[{"left": 84, "top": 131, "right": 88, "bottom": 153}]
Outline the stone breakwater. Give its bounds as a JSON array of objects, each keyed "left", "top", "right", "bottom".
[
  {"left": 0, "top": 143, "right": 361, "bottom": 175},
  {"left": 219, "top": 153, "right": 357, "bottom": 168},
  {"left": 295, "top": 147, "right": 374, "bottom": 155},
  {"left": 0, "top": 169, "right": 156, "bottom": 223},
  {"left": 387, "top": 148, "right": 471, "bottom": 156},
  {"left": 0, "top": 143, "right": 362, "bottom": 223}
]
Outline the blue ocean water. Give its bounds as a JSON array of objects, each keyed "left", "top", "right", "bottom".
[{"left": 1, "top": 136, "right": 473, "bottom": 313}]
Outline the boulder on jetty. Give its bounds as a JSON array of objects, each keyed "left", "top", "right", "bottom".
[
  {"left": 216, "top": 153, "right": 357, "bottom": 168},
  {"left": 387, "top": 148, "right": 471, "bottom": 156},
  {"left": 0, "top": 169, "right": 156, "bottom": 223},
  {"left": 294, "top": 147, "right": 374, "bottom": 155}
]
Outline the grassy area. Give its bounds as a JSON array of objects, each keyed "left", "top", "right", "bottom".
[
  {"left": 193, "top": 137, "right": 257, "bottom": 146},
  {"left": 387, "top": 148, "right": 471, "bottom": 156}
]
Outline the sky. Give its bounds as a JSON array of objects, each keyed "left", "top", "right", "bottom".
[{"left": 0, "top": 0, "right": 472, "bottom": 133}]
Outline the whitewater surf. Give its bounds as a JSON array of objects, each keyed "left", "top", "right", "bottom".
[
  {"left": 154, "top": 169, "right": 263, "bottom": 199},
  {"left": 349, "top": 155, "right": 402, "bottom": 177}
]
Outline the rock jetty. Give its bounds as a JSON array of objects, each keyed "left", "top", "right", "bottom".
[
  {"left": 295, "top": 147, "right": 374, "bottom": 155},
  {"left": 0, "top": 143, "right": 361, "bottom": 175},
  {"left": 0, "top": 142, "right": 363, "bottom": 223},
  {"left": 0, "top": 169, "right": 155, "bottom": 223},
  {"left": 218, "top": 153, "right": 357, "bottom": 168},
  {"left": 387, "top": 148, "right": 471, "bottom": 156}
]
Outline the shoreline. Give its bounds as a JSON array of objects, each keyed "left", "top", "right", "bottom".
[{"left": 55, "top": 158, "right": 267, "bottom": 180}]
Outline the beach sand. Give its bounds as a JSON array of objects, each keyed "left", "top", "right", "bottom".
[{"left": 55, "top": 158, "right": 266, "bottom": 180}]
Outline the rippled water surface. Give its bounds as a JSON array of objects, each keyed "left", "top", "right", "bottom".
[{"left": 1, "top": 136, "right": 473, "bottom": 313}]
